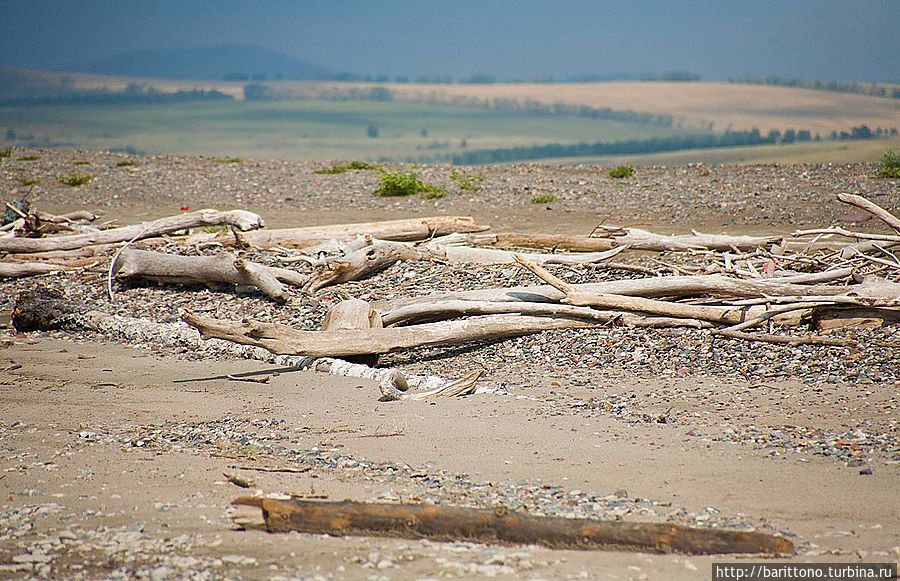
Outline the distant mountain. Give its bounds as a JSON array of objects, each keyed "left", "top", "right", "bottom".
[{"left": 61, "top": 44, "right": 338, "bottom": 81}]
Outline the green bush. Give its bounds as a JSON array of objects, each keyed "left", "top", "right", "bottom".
[
  {"left": 17, "top": 155, "right": 41, "bottom": 161},
  {"left": 59, "top": 173, "right": 93, "bottom": 187},
  {"left": 115, "top": 159, "right": 140, "bottom": 167},
  {"left": 608, "top": 165, "right": 635, "bottom": 179},
  {"left": 213, "top": 156, "right": 242, "bottom": 164},
  {"left": 374, "top": 170, "right": 446, "bottom": 198},
  {"left": 315, "top": 161, "right": 380, "bottom": 174},
  {"left": 531, "top": 193, "right": 556, "bottom": 204},
  {"left": 450, "top": 169, "right": 483, "bottom": 192},
  {"left": 877, "top": 150, "right": 900, "bottom": 178},
  {"left": 0, "top": 147, "right": 11, "bottom": 159},
  {"left": 19, "top": 177, "right": 40, "bottom": 186},
  {"left": 73, "top": 160, "right": 92, "bottom": 166}
]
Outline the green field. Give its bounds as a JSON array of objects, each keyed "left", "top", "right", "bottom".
[{"left": 0, "top": 99, "right": 693, "bottom": 162}]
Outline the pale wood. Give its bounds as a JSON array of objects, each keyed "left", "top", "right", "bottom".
[
  {"left": 381, "top": 298, "right": 710, "bottom": 329},
  {"left": 183, "top": 311, "right": 595, "bottom": 357},
  {"left": 713, "top": 329, "right": 855, "bottom": 347},
  {"left": 812, "top": 307, "right": 900, "bottom": 331},
  {"left": 837, "top": 193, "right": 900, "bottom": 233},
  {"left": 423, "top": 235, "right": 628, "bottom": 265},
  {"left": 113, "top": 249, "right": 306, "bottom": 303},
  {"left": 0, "top": 261, "right": 79, "bottom": 278},
  {"left": 513, "top": 255, "right": 752, "bottom": 325},
  {"left": 0, "top": 209, "right": 264, "bottom": 253},
  {"left": 36, "top": 210, "right": 97, "bottom": 223},
  {"left": 205, "top": 216, "right": 489, "bottom": 249},
  {"left": 307, "top": 242, "right": 423, "bottom": 292},
  {"left": 590, "top": 225, "right": 779, "bottom": 251},
  {"left": 232, "top": 497, "right": 794, "bottom": 555},
  {"left": 375, "top": 268, "right": 859, "bottom": 316},
  {"left": 321, "top": 298, "right": 384, "bottom": 331}
]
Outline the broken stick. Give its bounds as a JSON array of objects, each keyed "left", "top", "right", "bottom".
[{"left": 231, "top": 497, "right": 794, "bottom": 555}]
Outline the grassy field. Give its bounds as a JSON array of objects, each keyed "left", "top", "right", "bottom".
[
  {"left": 536, "top": 136, "right": 900, "bottom": 167},
  {"left": 0, "top": 99, "right": 693, "bottom": 161},
  {"left": 344, "top": 81, "right": 900, "bottom": 134}
]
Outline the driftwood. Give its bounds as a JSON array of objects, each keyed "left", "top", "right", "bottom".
[
  {"left": 423, "top": 235, "right": 628, "bottom": 265},
  {"left": 183, "top": 311, "right": 594, "bottom": 357},
  {"left": 837, "top": 193, "right": 900, "bottom": 233},
  {"left": 307, "top": 242, "right": 423, "bottom": 292},
  {"left": 381, "top": 298, "right": 710, "bottom": 329},
  {"left": 0, "top": 261, "right": 84, "bottom": 279},
  {"left": 112, "top": 249, "right": 307, "bottom": 303},
  {"left": 589, "top": 226, "right": 780, "bottom": 252},
  {"left": 231, "top": 497, "right": 793, "bottom": 555},
  {"left": 205, "top": 216, "right": 489, "bottom": 249},
  {"left": 0, "top": 209, "right": 263, "bottom": 253},
  {"left": 374, "top": 268, "right": 859, "bottom": 317}
]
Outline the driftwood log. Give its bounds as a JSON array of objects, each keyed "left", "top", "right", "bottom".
[
  {"left": 183, "top": 310, "right": 595, "bottom": 357},
  {"left": 0, "top": 261, "right": 85, "bottom": 279},
  {"left": 306, "top": 242, "right": 423, "bottom": 292},
  {"left": 204, "top": 216, "right": 489, "bottom": 249},
  {"left": 0, "top": 208, "right": 264, "bottom": 253},
  {"left": 589, "top": 226, "right": 780, "bottom": 252},
  {"left": 113, "top": 249, "right": 307, "bottom": 303},
  {"left": 231, "top": 497, "right": 794, "bottom": 555}
]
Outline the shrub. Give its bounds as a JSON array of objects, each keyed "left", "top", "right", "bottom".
[
  {"left": 374, "top": 170, "right": 446, "bottom": 198},
  {"left": 73, "top": 160, "right": 92, "bottom": 166},
  {"left": 18, "top": 155, "right": 41, "bottom": 161},
  {"left": 450, "top": 169, "right": 483, "bottom": 192},
  {"left": 315, "top": 161, "right": 380, "bottom": 175},
  {"left": 0, "top": 147, "right": 11, "bottom": 159},
  {"left": 531, "top": 193, "right": 556, "bottom": 204},
  {"left": 877, "top": 150, "right": 900, "bottom": 178},
  {"left": 19, "top": 177, "right": 40, "bottom": 186},
  {"left": 213, "top": 156, "right": 242, "bottom": 164},
  {"left": 608, "top": 165, "right": 635, "bottom": 179},
  {"left": 59, "top": 173, "right": 92, "bottom": 187},
  {"left": 115, "top": 159, "right": 140, "bottom": 167}
]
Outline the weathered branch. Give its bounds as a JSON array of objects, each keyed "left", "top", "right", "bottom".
[
  {"left": 231, "top": 497, "right": 794, "bottom": 555},
  {"left": 183, "top": 311, "right": 595, "bottom": 357},
  {"left": 113, "top": 249, "right": 306, "bottom": 303},
  {"left": 589, "top": 226, "right": 780, "bottom": 251},
  {"left": 837, "top": 193, "right": 900, "bottom": 233},
  {"left": 0, "top": 209, "right": 264, "bottom": 253},
  {"left": 307, "top": 242, "right": 423, "bottom": 292},
  {"left": 0, "top": 261, "right": 83, "bottom": 279},
  {"left": 205, "top": 216, "right": 489, "bottom": 249}
]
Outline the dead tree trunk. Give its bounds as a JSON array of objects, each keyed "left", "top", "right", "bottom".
[
  {"left": 206, "top": 216, "right": 489, "bottom": 249},
  {"left": 0, "top": 261, "right": 84, "bottom": 279},
  {"left": 0, "top": 209, "right": 264, "bottom": 253},
  {"left": 589, "top": 226, "right": 780, "bottom": 251},
  {"left": 183, "top": 311, "right": 595, "bottom": 357},
  {"left": 113, "top": 249, "right": 307, "bottom": 303},
  {"left": 231, "top": 497, "right": 794, "bottom": 555},
  {"left": 306, "top": 242, "right": 423, "bottom": 292}
]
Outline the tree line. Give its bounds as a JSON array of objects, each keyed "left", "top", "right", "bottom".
[
  {"left": 730, "top": 76, "right": 900, "bottom": 99},
  {"left": 413, "top": 125, "right": 899, "bottom": 165}
]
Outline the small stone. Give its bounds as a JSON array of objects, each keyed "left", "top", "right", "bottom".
[{"left": 859, "top": 467, "right": 873, "bottom": 476}]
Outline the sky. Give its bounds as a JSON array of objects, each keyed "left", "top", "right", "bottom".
[{"left": 2, "top": 0, "right": 899, "bottom": 82}]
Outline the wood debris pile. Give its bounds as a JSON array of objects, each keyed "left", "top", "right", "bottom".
[{"left": 5, "top": 194, "right": 899, "bottom": 400}]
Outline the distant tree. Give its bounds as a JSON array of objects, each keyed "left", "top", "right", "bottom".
[
  {"left": 368, "top": 87, "right": 393, "bottom": 101},
  {"left": 781, "top": 129, "right": 797, "bottom": 143},
  {"left": 797, "top": 130, "right": 812, "bottom": 141},
  {"left": 367, "top": 125, "right": 379, "bottom": 138},
  {"left": 243, "top": 84, "right": 274, "bottom": 101}
]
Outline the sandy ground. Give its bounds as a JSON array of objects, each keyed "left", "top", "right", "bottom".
[{"left": 1, "top": 150, "right": 898, "bottom": 579}]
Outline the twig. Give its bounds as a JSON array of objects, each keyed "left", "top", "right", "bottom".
[{"left": 226, "top": 374, "right": 270, "bottom": 384}]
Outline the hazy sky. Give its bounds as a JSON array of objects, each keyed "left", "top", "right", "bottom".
[{"left": 3, "top": 0, "right": 899, "bottom": 81}]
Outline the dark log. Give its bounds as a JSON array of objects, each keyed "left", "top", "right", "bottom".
[
  {"left": 232, "top": 497, "right": 794, "bottom": 555},
  {"left": 12, "top": 288, "right": 81, "bottom": 332}
]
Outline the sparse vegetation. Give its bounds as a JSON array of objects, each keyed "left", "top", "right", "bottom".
[
  {"left": 531, "top": 193, "right": 556, "bottom": 204},
  {"left": 19, "top": 177, "right": 40, "bottom": 186},
  {"left": 608, "top": 165, "right": 635, "bottom": 179},
  {"left": 0, "top": 147, "right": 11, "bottom": 159},
  {"left": 213, "top": 156, "right": 243, "bottom": 164},
  {"left": 58, "top": 173, "right": 93, "bottom": 187},
  {"left": 877, "top": 150, "right": 900, "bottom": 178},
  {"left": 73, "top": 160, "right": 92, "bottom": 166},
  {"left": 18, "top": 155, "right": 41, "bottom": 161},
  {"left": 115, "top": 159, "right": 140, "bottom": 167},
  {"left": 374, "top": 170, "right": 447, "bottom": 198},
  {"left": 315, "top": 161, "right": 380, "bottom": 175},
  {"left": 450, "top": 169, "right": 483, "bottom": 192}
]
